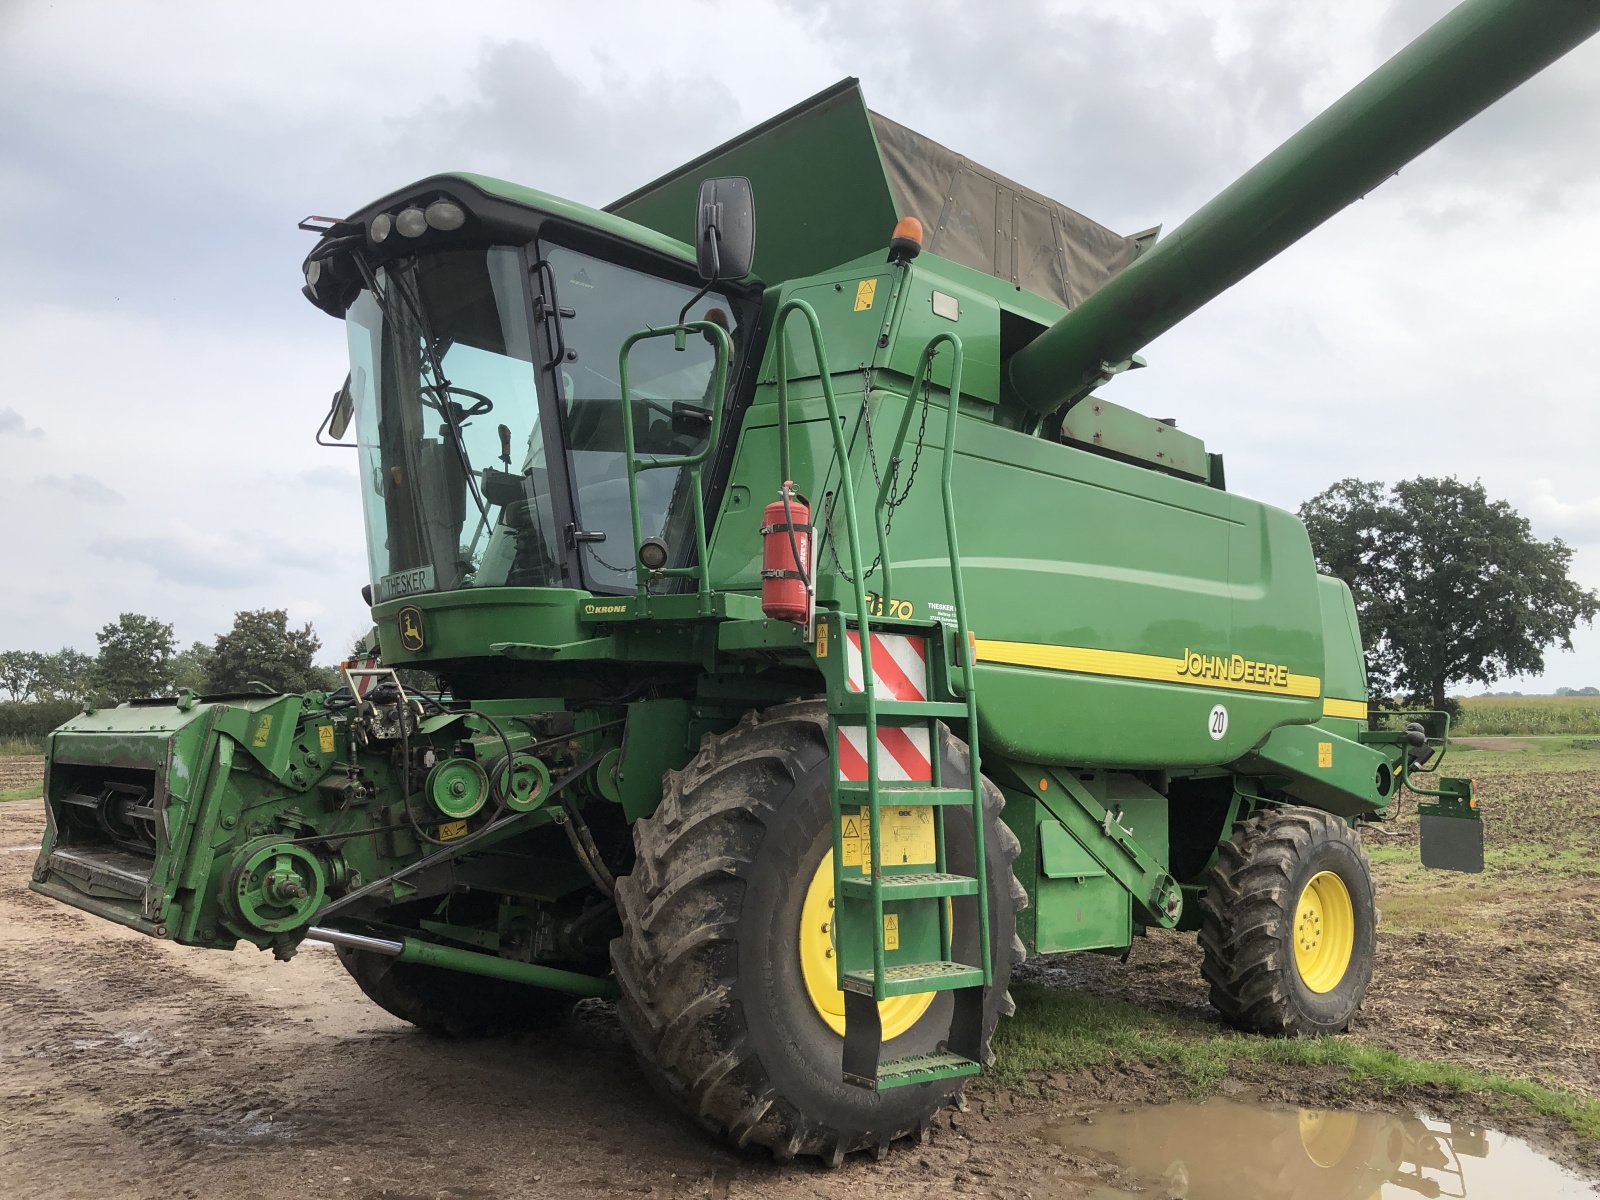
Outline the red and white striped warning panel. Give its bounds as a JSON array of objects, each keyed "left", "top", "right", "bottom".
[
  {"left": 343, "top": 656, "right": 382, "bottom": 698},
  {"left": 837, "top": 722, "right": 933, "bottom": 782},
  {"left": 845, "top": 631, "right": 928, "bottom": 700}
]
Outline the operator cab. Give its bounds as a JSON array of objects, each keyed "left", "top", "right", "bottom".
[{"left": 302, "top": 176, "right": 755, "bottom": 606}]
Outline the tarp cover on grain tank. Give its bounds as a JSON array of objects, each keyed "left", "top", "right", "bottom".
[{"left": 608, "top": 79, "right": 1152, "bottom": 310}]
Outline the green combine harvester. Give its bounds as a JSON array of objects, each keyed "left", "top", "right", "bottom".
[{"left": 31, "top": 0, "right": 1600, "bottom": 1165}]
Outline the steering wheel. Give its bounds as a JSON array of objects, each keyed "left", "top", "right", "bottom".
[{"left": 419, "top": 383, "right": 494, "bottom": 418}]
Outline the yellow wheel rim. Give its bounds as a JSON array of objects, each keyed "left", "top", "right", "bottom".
[
  {"left": 1293, "top": 870, "right": 1355, "bottom": 993},
  {"left": 1298, "top": 1106, "right": 1360, "bottom": 1168},
  {"left": 798, "top": 850, "right": 935, "bottom": 1040}
]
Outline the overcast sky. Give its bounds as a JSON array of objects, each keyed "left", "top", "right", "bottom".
[{"left": 2, "top": 0, "right": 1597, "bottom": 690}]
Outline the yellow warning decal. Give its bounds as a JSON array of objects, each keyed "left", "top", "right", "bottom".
[
  {"left": 840, "top": 805, "right": 936, "bottom": 872},
  {"left": 816, "top": 623, "right": 829, "bottom": 658},
  {"left": 973, "top": 638, "right": 1321, "bottom": 699},
  {"left": 882, "top": 806, "right": 935, "bottom": 867},
  {"left": 251, "top": 714, "right": 273, "bottom": 748},
  {"left": 317, "top": 725, "right": 335, "bottom": 754},
  {"left": 841, "top": 810, "right": 867, "bottom": 868},
  {"left": 854, "top": 279, "right": 877, "bottom": 311},
  {"left": 437, "top": 820, "right": 469, "bottom": 841},
  {"left": 1321, "top": 697, "right": 1369, "bottom": 720},
  {"left": 883, "top": 913, "right": 900, "bottom": 951},
  {"left": 1317, "top": 741, "right": 1333, "bottom": 769}
]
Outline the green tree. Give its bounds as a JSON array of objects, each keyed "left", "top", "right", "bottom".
[
  {"left": 35, "top": 648, "right": 97, "bottom": 701},
  {"left": 1300, "top": 477, "right": 1599, "bottom": 711},
  {"left": 209, "top": 609, "right": 322, "bottom": 694},
  {"left": 0, "top": 650, "right": 45, "bottom": 701},
  {"left": 93, "top": 613, "right": 177, "bottom": 700},
  {"left": 169, "top": 641, "right": 216, "bottom": 694}
]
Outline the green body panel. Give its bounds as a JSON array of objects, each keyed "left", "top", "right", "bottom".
[
  {"left": 1316, "top": 575, "right": 1369, "bottom": 705},
  {"left": 1058, "top": 397, "right": 1211, "bottom": 482},
  {"left": 1237, "top": 723, "right": 1392, "bottom": 820},
  {"left": 371, "top": 588, "right": 587, "bottom": 669}
]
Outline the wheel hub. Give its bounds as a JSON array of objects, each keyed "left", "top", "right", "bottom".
[
  {"left": 1293, "top": 870, "right": 1355, "bottom": 993},
  {"left": 797, "top": 850, "right": 933, "bottom": 1040}
]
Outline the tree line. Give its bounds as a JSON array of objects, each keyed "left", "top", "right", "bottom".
[{"left": 1, "top": 610, "right": 342, "bottom": 737}]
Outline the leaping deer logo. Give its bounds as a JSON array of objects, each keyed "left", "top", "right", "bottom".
[{"left": 399, "top": 607, "right": 425, "bottom": 651}]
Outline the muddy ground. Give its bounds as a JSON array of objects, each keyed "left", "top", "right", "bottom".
[{"left": 1, "top": 748, "right": 1596, "bottom": 1198}]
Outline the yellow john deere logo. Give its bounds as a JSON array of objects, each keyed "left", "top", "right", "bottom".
[{"left": 397, "top": 606, "right": 426, "bottom": 652}]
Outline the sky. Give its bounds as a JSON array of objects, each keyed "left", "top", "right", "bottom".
[{"left": 1, "top": 0, "right": 1597, "bottom": 690}]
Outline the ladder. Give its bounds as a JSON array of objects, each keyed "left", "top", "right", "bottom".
[{"left": 772, "top": 300, "right": 991, "bottom": 1091}]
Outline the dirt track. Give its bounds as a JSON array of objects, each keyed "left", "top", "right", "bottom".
[
  {"left": 0, "top": 798, "right": 1110, "bottom": 1200},
  {"left": 3, "top": 747, "right": 1597, "bottom": 1197}
]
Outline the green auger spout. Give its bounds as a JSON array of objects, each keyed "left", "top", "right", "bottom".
[{"left": 1005, "top": 0, "right": 1600, "bottom": 416}]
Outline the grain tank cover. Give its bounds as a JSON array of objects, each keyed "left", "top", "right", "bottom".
[{"left": 608, "top": 79, "right": 1150, "bottom": 308}]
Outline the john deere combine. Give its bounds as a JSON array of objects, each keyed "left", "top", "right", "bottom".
[{"left": 32, "top": 0, "right": 1600, "bottom": 1165}]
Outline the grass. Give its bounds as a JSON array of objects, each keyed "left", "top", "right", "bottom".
[
  {"left": 0, "top": 736, "right": 44, "bottom": 757},
  {"left": 0, "top": 783, "right": 42, "bottom": 803},
  {"left": 1444, "top": 739, "right": 1600, "bottom": 774},
  {"left": 993, "top": 983, "right": 1600, "bottom": 1142},
  {"left": 1455, "top": 695, "right": 1600, "bottom": 736}
]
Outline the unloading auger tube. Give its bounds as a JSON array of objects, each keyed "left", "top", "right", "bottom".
[{"left": 1005, "top": 0, "right": 1600, "bottom": 416}]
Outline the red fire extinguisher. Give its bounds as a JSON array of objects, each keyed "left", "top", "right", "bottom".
[{"left": 761, "top": 482, "right": 811, "bottom": 625}]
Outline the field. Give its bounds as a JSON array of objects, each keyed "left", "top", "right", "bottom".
[
  {"left": 1455, "top": 693, "right": 1600, "bottom": 736},
  {"left": 0, "top": 739, "right": 1596, "bottom": 1196}
]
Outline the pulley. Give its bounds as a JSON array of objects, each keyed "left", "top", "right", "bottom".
[
  {"left": 496, "top": 753, "right": 551, "bottom": 813},
  {"left": 223, "top": 840, "right": 327, "bottom": 935},
  {"left": 427, "top": 757, "right": 490, "bottom": 819}
]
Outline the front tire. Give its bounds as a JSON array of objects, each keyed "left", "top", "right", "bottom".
[
  {"left": 611, "top": 701, "right": 1024, "bottom": 1164},
  {"left": 1199, "top": 806, "right": 1377, "bottom": 1036},
  {"left": 336, "top": 946, "right": 577, "bottom": 1037}
]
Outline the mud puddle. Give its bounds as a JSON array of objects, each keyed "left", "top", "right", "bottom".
[{"left": 1039, "top": 1096, "right": 1595, "bottom": 1199}]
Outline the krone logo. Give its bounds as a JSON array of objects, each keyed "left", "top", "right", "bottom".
[{"left": 398, "top": 606, "right": 426, "bottom": 652}]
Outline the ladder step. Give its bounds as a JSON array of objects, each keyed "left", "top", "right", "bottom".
[
  {"left": 845, "top": 1051, "right": 981, "bottom": 1092},
  {"left": 840, "top": 872, "right": 979, "bottom": 901},
  {"left": 842, "top": 961, "right": 985, "bottom": 998},
  {"left": 831, "top": 698, "right": 966, "bottom": 719},
  {"left": 836, "top": 783, "right": 978, "bottom": 807}
]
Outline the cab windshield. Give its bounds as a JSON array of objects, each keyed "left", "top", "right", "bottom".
[{"left": 345, "top": 243, "right": 735, "bottom": 601}]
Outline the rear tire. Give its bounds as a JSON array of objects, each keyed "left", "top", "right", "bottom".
[
  {"left": 1199, "top": 806, "right": 1376, "bottom": 1036},
  {"left": 611, "top": 701, "right": 1025, "bottom": 1164},
  {"left": 336, "top": 947, "right": 577, "bottom": 1037}
]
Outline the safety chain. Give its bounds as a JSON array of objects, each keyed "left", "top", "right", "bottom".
[{"left": 825, "top": 366, "right": 934, "bottom": 584}]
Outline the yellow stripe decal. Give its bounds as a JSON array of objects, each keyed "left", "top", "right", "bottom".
[
  {"left": 972, "top": 638, "right": 1321, "bottom": 699},
  {"left": 1321, "top": 697, "right": 1369, "bottom": 720}
]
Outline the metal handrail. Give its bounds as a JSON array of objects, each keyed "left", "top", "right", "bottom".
[
  {"left": 617, "top": 321, "right": 733, "bottom": 614},
  {"left": 898, "top": 332, "right": 991, "bottom": 985}
]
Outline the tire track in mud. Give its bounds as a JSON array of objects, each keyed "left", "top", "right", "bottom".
[{"left": 0, "top": 800, "right": 354, "bottom": 1191}]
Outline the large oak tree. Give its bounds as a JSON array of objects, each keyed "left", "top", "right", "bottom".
[{"left": 1300, "top": 477, "right": 1597, "bottom": 710}]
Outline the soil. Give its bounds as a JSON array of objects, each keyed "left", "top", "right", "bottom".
[
  {"left": 2, "top": 751, "right": 1596, "bottom": 1198},
  {"left": 0, "top": 755, "right": 44, "bottom": 791}
]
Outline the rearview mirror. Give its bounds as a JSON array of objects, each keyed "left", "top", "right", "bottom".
[
  {"left": 328, "top": 375, "right": 355, "bottom": 440},
  {"left": 694, "top": 177, "right": 755, "bottom": 282}
]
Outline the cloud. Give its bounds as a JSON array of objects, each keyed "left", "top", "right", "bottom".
[
  {"left": 34, "top": 474, "right": 122, "bottom": 504},
  {"left": 0, "top": 407, "right": 42, "bottom": 437},
  {"left": 85, "top": 527, "right": 343, "bottom": 592},
  {"left": 299, "top": 464, "right": 357, "bottom": 489},
  {"left": 379, "top": 39, "right": 744, "bottom": 209},
  {"left": 1524, "top": 480, "right": 1600, "bottom": 549},
  {"left": 88, "top": 533, "right": 260, "bottom": 591}
]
